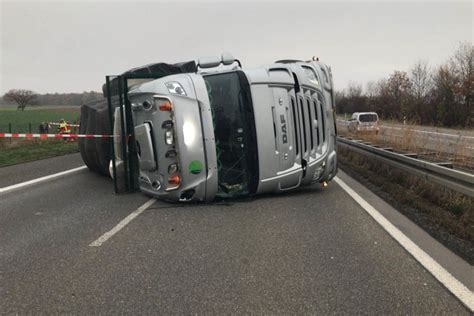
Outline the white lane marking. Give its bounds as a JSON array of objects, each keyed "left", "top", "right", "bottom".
[
  {"left": 0, "top": 166, "right": 88, "bottom": 194},
  {"left": 89, "top": 198, "right": 156, "bottom": 247},
  {"left": 334, "top": 176, "right": 474, "bottom": 311}
]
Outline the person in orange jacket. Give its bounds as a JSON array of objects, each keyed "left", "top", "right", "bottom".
[{"left": 58, "top": 119, "right": 73, "bottom": 142}]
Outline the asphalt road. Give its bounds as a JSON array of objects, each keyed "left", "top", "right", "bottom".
[
  {"left": 0, "top": 153, "right": 84, "bottom": 188},
  {"left": 0, "top": 154, "right": 471, "bottom": 314}
]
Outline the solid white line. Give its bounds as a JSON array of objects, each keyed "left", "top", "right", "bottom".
[
  {"left": 89, "top": 198, "right": 156, "bottom": 247},
  {"left": 334, "top": 176, "right": 474, "bottom": 312},
  {"left": 0, "top": 166, "right": 88, "bottom": 194}
]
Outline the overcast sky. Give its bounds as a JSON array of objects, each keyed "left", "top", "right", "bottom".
[{"left": 0, "top": 1, "right": 472, "bottom": 94}]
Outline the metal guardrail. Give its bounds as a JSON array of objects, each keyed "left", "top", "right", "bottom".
[{"left": 337, "top": 136, "right": 474, "bottom": 198}]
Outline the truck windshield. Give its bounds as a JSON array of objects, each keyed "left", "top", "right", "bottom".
[{"left": 204, "top": 71, "right": 259, "bottom": 198}]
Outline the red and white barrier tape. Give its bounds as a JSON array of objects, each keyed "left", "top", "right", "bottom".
[{"left": 0, "top": 133, "right": 114, "bottom": 139}]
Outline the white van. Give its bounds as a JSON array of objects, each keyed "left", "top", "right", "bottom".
[{"left": 348, "top": 112, "right": 379, "bottom": 134}]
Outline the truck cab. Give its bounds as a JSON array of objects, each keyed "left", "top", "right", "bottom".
[{"left": 109, "top": 55, "right": 337, "bottom": 202}]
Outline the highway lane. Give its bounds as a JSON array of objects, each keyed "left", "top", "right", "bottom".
[{"left": 0, "top": 159, "right": 471, "bottom": 313}]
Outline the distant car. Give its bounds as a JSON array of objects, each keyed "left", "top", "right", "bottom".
[{"left": 348, "top": 112, "right": 379, "bottom": 134}]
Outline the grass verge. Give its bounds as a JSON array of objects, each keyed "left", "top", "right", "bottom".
[
  {"left": 338, "top": 144, "right": 474, "bottom": 264},
  {"left": 336, "top": 122, "right": 473, "bottom": 169},
  {"left": 0, "top": 140, "right": 79, "bottom": 167}
]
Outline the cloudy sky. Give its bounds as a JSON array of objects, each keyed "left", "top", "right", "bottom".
[{"left": 0, "top": 0, "right": 472, "bottom": 94}]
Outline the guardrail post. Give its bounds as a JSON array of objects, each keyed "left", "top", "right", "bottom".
[
  {"left": 8, "top": 123, "right": 11, "bottom": 144},
  {"left": 29, "top": 123, "right": 32, "bottom": 133}
]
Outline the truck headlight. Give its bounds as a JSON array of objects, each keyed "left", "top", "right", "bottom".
[
  {"left": 165, "top": 81, "right": 187, "bottom": 96},
  {"left": 182, "top": 121, "right": 196, "bottom": 146}
]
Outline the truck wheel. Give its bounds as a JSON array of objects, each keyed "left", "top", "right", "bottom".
[{"left": 78, "top": 99, "right": 114, "bottom": 176}]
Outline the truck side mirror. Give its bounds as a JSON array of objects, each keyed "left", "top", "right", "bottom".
[
  {"left": 221, "top": 52, "right": 234, "bottom": 65},
  {"left": 198, "top": 56, "right": 221, "bottom": 68}
]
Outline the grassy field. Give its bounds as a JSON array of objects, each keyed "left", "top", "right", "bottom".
[
  {"left": 0, "top": 106, "right": 81, "bottom": 166},
  {"left": 0, "top": 105, "right": 80, "bottom": 133},
  {"left": 0, "top": 140, "right": 79, "bottom": 167}
]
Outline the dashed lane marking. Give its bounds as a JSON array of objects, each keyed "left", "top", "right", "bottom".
[{"left": 89, "top": 198, "right": 156, "bottom": 247}]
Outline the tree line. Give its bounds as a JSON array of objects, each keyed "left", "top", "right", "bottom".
[
  {"left": 336, "top": 42, "right": 473, "bottom": 128},
  {"left": 1, "top": 91, "right": 103, "bottom": 110}
]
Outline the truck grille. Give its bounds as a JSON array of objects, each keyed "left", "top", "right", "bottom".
[
  {"left": 301, "top": 89, "right": 327, "bottom": 153},
  {"left": 289, "top": 89, "right": 327, "bottom": 159}
]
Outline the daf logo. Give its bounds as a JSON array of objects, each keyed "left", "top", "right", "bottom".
[{"left": 280, "top": 114, "right": 288, "bottom": 144}]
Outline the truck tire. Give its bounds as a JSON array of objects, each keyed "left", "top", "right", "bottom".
[{"left": 78, "top": 99, "right": 113, "bottom": 176}]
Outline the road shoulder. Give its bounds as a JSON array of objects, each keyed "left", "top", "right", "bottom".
[{"left": 336, "top": 169, "right": 473, "bottom": 291}]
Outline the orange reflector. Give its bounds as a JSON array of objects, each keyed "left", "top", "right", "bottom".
[
  {"left": 168, "top": 175, "right": 180, "bottom": 186},
  {"left": 159, "top": 101, "right": 172, "bottom": 111}
]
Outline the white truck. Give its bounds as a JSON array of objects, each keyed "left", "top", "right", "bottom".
[{"left": 79, "top": 54, "right": 338, "bottom": 202}]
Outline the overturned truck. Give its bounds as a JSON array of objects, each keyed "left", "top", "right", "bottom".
[{"left": 79, "top": 54, "right": 338, "bottom": 202}]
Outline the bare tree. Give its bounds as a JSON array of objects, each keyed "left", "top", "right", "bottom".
[
  {"left": 450, "top": 42, "right": 473, "bottom": 126},
  {"left": 387, "top": 71, "right": 412, "bottom": 98},
  {"left": 346, "top": 81, "right": 363, "bottom": 98},
  {"left": 3, "top": 89, "right": 38, "bottom": 111},
  {"left": 344, "top": 81, "right": 367, "bottom": 113},
  {"left": 365, "top": 81, "right": 380, "bottom": 112},
  {"left": 430, "top": 42, "right": 474, "bottom": 127},
  {"left": 365, "top": 81, "right": 380, "bottom": 98},
  {"left": 433, "top": 63, "right": 457, "bottom": 125},
  {"left": 409, "top": 60, "right": 433, "bottom": 122},
  {"left": 376, "top": 78, "right": 391, "bottom": 117},
  {"left": 386, "top": 71, "right": 412, "bottom": 119},
  {"left": 410, "top": 60, "right": 432, "bottom": 102}
]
